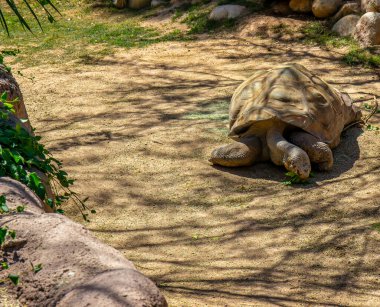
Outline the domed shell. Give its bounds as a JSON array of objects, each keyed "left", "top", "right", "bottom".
[{"left": 228, "top": 63, "right": 360, "bottom": 145}]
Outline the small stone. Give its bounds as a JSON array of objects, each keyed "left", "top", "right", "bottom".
[
  {"left": 209, "top": 5, "right": 247, "bottom": 21},
  {"left": 151, "top": 0, "right": 163, "bottom": 7}
]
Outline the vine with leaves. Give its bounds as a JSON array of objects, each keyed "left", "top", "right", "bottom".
[{"left": 0, "top": 92, "right": 94, "bottom": 221}]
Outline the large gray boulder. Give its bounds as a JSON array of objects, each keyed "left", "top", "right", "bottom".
[
  {"left": 312, "top": 0, "right": 342, "bottom": 18},
  {"left": 330, "top": 2, "right": 361, "bottom": 25},
  {"left": 332, "top": 14, "right": 360, "bottom": 37},
  {"left": 209, "top": 5, "right": 247, "bottom": 21},
  {"left": 0, "top": 177, "right": 45, "bottom": 214},
  {"left": 354, "top": 12, "right": 380, "bottom": 46},
  {"left": 0, "top": 213, "right": 167, "bottom": 306},
  {"left": 361, "top": 0, "right": 380, "bottom": 13},
  {"left": 57, "top": 269, "right": 167, "bottom": 307}
]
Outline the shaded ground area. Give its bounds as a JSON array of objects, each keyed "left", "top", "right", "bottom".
[{"left": 8, "top": 16, "right": 380, "bottom": 306}]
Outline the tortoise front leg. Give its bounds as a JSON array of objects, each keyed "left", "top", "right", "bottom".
[
  {"left": 209, "top": 136, "right": 262, "bottom": 167},
  {"left": 267, "top": 122, "right": 311, "bottom": 179},
  {"left": 288, "top": 131, "right": 333, "bottom": 171}
]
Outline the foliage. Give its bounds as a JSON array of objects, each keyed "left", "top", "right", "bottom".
[
  {"left": 371, "top": 223, "right": 380, "bottom": 232},
  {"left": 282, "top": 171, "right": 313, "bottom": 186},
  {"left": 0, "top": 0, "right": 59, "bottom": 35},
  {"left": 301, "top": 22, "right": 380, "bottom": 68},
  {"left": 172, "top": 0, "right": 246, "bottom": 34},
  {"left": 2, "top": 14, "right": 189, "bottom": 66},
  {"left": 186, "top": 10, "right": 236, "bottom": 34},
  {"left": 183, "top": 100, "right": 229, "bottom": 121},
  {"left": 7, "top": 274, "right": 19, "bottom": 285},
  {"left": 343, "top": 48, "right": 380, "bottom": 68},
  {"left": 301, "top": 22, "right": 355, "bottom": 48},
  {"left": 0, "top": 92, "right": 92, "bottom": 219},
  {"left": 366, "top": 124, "right": 379, "bottom": 131},
  {"left": 364, "top": 103, "right": 380, "bottom": 113},
  {"left": 0, "top": 226, "right": 15, "bottom": 246},
  {"left": 32, "top": 263, "right": 43, "bottom": 273},
  {"left": 0, "top": 195, "right": 9, "bottom": 213}
]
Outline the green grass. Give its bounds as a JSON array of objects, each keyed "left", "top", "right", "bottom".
[
  {"left": 371, "top": 223, "right": 380, "bottom": 232},
  {"left": 343, "top": 48, "right": 380, "bottom": 68},
  {"left": 0, "top": 1, "right": 188, "bottom": 66},
  {"left": 173, "top": 0, "right": 264, "bottom": 34},
  {"left": 301, "top": 22, "right": 357, "bottom": 48},
  {"left": 301, "top": 21, "right": 380, "bottom": 68},
  {"left": 182, "top": 100, "right": 229, "bottom": 121},
  {"left": 172, "top": 1, "right": 232, "bottom": 34}
]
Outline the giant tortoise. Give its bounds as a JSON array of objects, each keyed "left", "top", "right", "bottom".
[{"left": 209, "top": 63, "right": 362, "bottom": 179}]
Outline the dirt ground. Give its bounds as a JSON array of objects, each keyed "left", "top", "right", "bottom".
[{"left": 12, "top": 15, "right": 380, "bottom": 306}]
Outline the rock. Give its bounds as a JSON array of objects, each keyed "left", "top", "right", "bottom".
[
  {"left": 312, "top": 0, "right": 342, "bottom": 18},
  {"left": 0, "top": 177, "right": 45, "bottom": 214},
  {"left": 289, "top": 0, "right": 313, "bottom": 13},
  {"left": 361, "top": 0, "right": 380, "bottom": 12},
  {"left": 272, "top": 0, "right": 293, "bottom": 15},
  {"left": 209, "top": 5, "right": 247, "bottom": 21},
  {"left": 170, "top": 0, "right": 190, "bottom": 6},
  {"left": 0, "top": 214, "right": 167, "bottom": 306},
  {"left": 113, "top": 0, "right": 127, "bottom": 8},
  {"left": 0, "top": 65, "right": 32, "bottom": 133},
  {"left": 57, "top": 269, "right": 167, "bottom": 307},
  {"left": 354, "top": 12, "right": 380, "bottom": 46},
  {"left": 151, "top": 0, "right": 164, "bottom": 7},
  {"left": 331, "top": 2, "right": 361, "bottom": 25},
  {"left": 129, "top": 0, "right": 151, "bottom": 9},
  {"left": 332, "top": 14, "right": 360, "bottom": 36}
]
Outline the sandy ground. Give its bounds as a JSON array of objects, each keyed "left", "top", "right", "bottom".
[{"left": 12, "top": 18, "right": 380, "bottom": 306}]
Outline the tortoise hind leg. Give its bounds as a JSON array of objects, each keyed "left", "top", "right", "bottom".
[
  {"left": 288, "top": 131, "right": 333, "bottom": 171},
  {"left": 209, "top": 137, "right": 262, "bottom": 167}
]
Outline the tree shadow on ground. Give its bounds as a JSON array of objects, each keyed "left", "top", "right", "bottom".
[{"left": 23, "top": 31, "right": 380, "bottom": 305}]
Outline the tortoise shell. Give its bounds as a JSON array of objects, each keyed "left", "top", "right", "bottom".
[{"left": 228, "top": 63, "right": 361, "bottom": 144}]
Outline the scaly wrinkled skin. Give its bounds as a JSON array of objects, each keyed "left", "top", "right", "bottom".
[{"left": 209, "top": 63, "right": 361, "bottom": 178}]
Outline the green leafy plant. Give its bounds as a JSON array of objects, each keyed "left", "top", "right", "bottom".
[
  {"left": 371, "top": 223, "right": 380, "bottom": 232},
  {"left": 32, "top": 263, "right": 42, "bottom": 273},
  {"left": 1, "top": 262, "right": 9, "bottom": 270},
  {"left": 301, "top": 22, "right": 380, "bottom": 68},
  {"left": 7, "top": 274, "right": 19, "bottom": 285},
  {"left": 0, "top": 226, "right": 15, "bottom": 246},
  {"left": 364, "top": 103, "right": 380, "bottom": 113},
  {"left": 282, "top": 171, "right": 313, "bottom": 186},
  {"left": 0, "top": 0, "right": 59, "bottom": 35},
  {"left": 0, "top": 92, "right": 93, "bottom": 220},
  {"left": 0, "top": 49, "right": 19, "bottom": 72},
  {"left": 366, "top": 124, "right": 379, "bottom": 131},
  {"left": 0, "top": 195, "right": 9, "bottom": 213},
  {"left": 16, "top": 205, "right": 25, "bottom": 212},
  {"left": 343, "top": 48, "right": 380, "bottom": 68}
]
